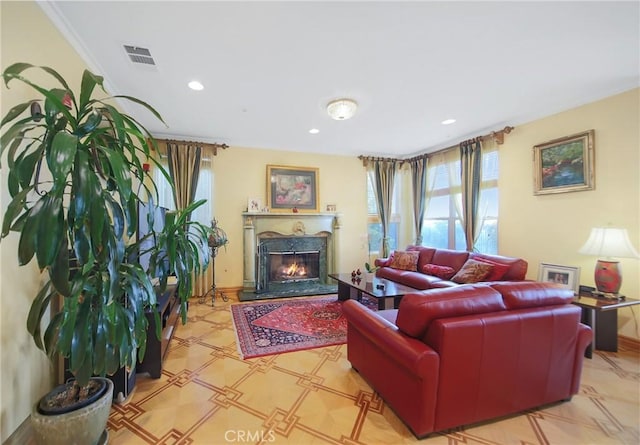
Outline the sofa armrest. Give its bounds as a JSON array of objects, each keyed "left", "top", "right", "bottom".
[
  {"left": 571, "top": 323, "right": 593, "bottom": 395},
  {"left": 374, "top": 257, "right": 390, "bottom": 267},
  {"left": 343, "top": 300, "right": 438, "bottom": 375}
]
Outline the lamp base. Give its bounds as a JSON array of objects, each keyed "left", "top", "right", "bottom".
[{"left": 594, "top": 260, "right": 622, "bottom": 294}]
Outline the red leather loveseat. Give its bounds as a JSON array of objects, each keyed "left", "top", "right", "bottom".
[
  {"left": 342, "top": 282, "right": 592, "bottom": 438},
  {"left": 374, "top": 245, "right": 528, "bottom": 290}
]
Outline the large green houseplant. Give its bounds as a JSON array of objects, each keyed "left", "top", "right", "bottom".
[{"left": 0, "top": 63, "right": 210, "bottom": 399}]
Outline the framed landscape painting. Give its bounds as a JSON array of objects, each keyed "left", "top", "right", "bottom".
[
  {"left": 533, "top": 130, "right": 595, "bottom": 195},
  {"left": 267, "top": 165, "right": 319, "bottom": 212}
]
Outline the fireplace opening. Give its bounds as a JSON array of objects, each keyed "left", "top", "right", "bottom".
[{"left": 269, "top": 250, "right": 320, "bottom": 283}]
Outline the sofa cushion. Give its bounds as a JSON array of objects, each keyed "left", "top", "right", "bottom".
[
  {"left": 422, "top": 264, "right": 456, "bottom": 280},
  {"left": 396, "top": 285, "right": 506, "bottom": 338},
  {"left": 490, "top": 281, "right": 575, "bottom": 309},
  {"left": 451, "top": 259, "right": 494, "bottom": 284},
  {"left": 470, "top": 252, "right": 528, "bottom": 281},
  {"left": 377, "top": 267, "right": 439, "bottom": 290},
  {"left": 431, "top": 248, "right": 469, "bottom": 271},
  {"left": 389, "top": 250, "right": 419, "bottom": 271},
  {"left": 407, "top": 245, "right": 437, "bottom": 272},
  {"left": 471, "top": 257, "right": 510, "bottom": 281}
]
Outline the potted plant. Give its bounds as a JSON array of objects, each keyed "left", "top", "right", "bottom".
[{"left": 0, "top": 63, "right": 211, "bottom": 444}]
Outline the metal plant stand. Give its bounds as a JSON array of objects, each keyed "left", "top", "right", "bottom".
[
  {"left": 198, "top": 219, "right": 229, "bottom": 306},
  {"left": 198, "top": 246, "right": 228, "bottom": 306}
]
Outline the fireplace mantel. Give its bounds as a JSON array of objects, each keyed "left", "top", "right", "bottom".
[{"left": 242, "top": 212, "right": 342, "bottom": 292}]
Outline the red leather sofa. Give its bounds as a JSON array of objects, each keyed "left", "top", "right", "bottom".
[
  {"left": 374, "top": 245, "right": 528, "bottom": 290},
  {"left": 342, "top": 281, "right": 592, "bottom": 438}
]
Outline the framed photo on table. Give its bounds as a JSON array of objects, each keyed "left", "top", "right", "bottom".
[
  {"left": 267, "top": 165, "right": 319, "bottom": 212},
  {"left": 533, "top": 130, "right": 595, "bottom": 195},
  {"left": 538, "top": 263, "right": 580, "bottom": 294}
]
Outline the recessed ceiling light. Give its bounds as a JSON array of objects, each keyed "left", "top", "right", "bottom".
[
  {"left": 188, "top": 80, "right": 204, "bottom": 91},
  {"left": 441, "top": 118, "right": 456, "bottom": 125},
  {"left": 309, "top": 128, "right": 320, "bottom": 134}
]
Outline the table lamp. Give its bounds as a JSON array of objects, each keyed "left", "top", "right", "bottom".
[{"left": 578, "top": 227, "right": 639, "bottom": 297}]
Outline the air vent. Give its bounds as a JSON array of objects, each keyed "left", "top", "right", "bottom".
[{"left": 124, "top": 45, "right": 156, "bottom": 66}]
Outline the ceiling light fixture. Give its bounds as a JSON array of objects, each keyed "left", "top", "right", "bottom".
[
  {"left": 441, "top": 118, "right": 456, "bottom": 125},
  {"left": 188, "top": 80, "right": 204, "bottom": 91},
  {"left": 309, "top": 128, "right": 320, "bottom": 134},
  {"left": 327, "top": 98, "right": 358, "bottom": 120}
]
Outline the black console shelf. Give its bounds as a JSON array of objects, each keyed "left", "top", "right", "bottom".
[{"left": 137, "top": 283, "right": 180, "bottom": 378}]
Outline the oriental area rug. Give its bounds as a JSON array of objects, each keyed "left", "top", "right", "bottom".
[{"left": 231, "top": 295, "right": 375, "bottom": 359}]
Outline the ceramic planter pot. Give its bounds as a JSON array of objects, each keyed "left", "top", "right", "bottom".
[{"left": 30, "top": 377, "right": 113, "bottom": 445}]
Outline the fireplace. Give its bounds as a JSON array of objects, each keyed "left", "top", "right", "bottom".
[
  {"left": 241, "top": 212, "right": 342, "bottom": 300},
  {"left": 269, "top": 250, "right": 320, "bottom": 283},
  {"left": 256, "top": 235, "right": 326, "bottom": 294}
]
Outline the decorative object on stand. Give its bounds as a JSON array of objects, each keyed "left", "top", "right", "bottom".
[
  {"left": 578, "top": 227, "right": 640, "bottom": 298},
  {"left": 537, "top": 263, "right": 581, "bottom": 294},
  {"left": 533, "top": 129, "right": 595, "bottom": 195},
  {"left": 267, "top": 164, "right": 319, "bottom": 212},
  {"left": 326, "top": 98, "right": 358, "bottom": 120},
  {"left": 0, "top": 63, "right": 211, "bottom": 444},
  {"left": 199, "top": 219, "right": 229, "bottom": 306},
  {"left": 247, "top": 197, "right": 262, "bottom": 213}
]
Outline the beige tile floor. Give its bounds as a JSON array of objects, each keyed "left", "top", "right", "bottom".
[{"left": 106, "top": 296, "right": 640, "bottom": 445}]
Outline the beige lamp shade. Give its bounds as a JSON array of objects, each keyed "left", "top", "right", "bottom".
[
  {"left": 578, "top": 227, "right": 639, "bottom": 294},
  {"left": 578, "top": 228, "right": 640, "bottom": 259}
]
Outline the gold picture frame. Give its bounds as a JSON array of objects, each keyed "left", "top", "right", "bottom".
[
  {"left": 267, "top": 165, "right": 319, "bottom": 212},
  {"left": 533, "top": 130, "right": 595, "bottom": 195}
]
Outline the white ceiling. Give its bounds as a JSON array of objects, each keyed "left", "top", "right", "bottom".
[{"left": 40, "top": 1, "right": 639, "bottom": 158}]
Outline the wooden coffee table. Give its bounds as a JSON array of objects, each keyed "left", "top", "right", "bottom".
[{"left": 329, "top": 273, "right": 420, "bottom": 310}]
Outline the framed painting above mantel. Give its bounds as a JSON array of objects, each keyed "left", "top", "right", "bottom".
[{"left": 267, "top": 165, "right": 319, "bottom": 212}]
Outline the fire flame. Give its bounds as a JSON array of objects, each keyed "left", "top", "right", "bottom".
[{"left": 284, "top": 262, "right": 307, "bottom": 277}]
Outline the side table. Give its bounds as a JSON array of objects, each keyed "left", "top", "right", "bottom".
[{"left": 572, "top": 289, "right": 640, "bottom": 358}]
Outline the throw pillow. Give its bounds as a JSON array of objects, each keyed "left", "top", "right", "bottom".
[
  {"left": 388, "top": 250, "right": 419, "bottom": 271},
  {"left": 422, "top": 263, "right": 456, "bottom": 280},
  {"left": 451, "top": 259, "right": 494, "bottom": 284},
  {"left": 473, "top": 257, "right": 511, "bottom": 281}
]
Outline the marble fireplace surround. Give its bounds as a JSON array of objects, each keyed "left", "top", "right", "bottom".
[{"left": 242, "top": 212, "right": 342, "bottom": 295}]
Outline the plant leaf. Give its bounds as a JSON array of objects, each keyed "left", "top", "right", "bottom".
[
  {"left": 35, "top": 192, "right": 64, "bottom": 269},
  {"left": 26, "top": 281, "right": 53, "bottom": 349},
  {"left": 79, "top": 70, "right": 103, "bottom": 110},
  {"left": 112, "top": 95, "right": 166, "bottom": 126},
  {"left": 0, "top": 100, "right": 35, "bottom": 127},
  {"left": 100, "top": 148, "right": 132, "bottom": 202},
  {"left": 47, "top": 131, "right": 78, "bottom": 183},
  {"left": 1, "top": 186, "right": 33, "bottom": 237},
  {"left": 18, "top": 198, "right": 43, "bottom": 265},
  {"left": 49, "top": 234, "right": 71, "bottom": 297}
]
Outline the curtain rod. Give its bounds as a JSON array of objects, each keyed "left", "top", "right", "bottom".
[
  {"left": 359, "top": 125, "right": 514, "bottom": 165},
  {"left": 156, "top": 138, "right": 229, "bottom": 155}
]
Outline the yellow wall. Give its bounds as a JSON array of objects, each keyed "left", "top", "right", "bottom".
[
  {"left": 1, "top": 0, "right": 639, "bottom": 441},
  {"left": 209, "top": 147, "right": 369, "bottom": 288},
  {"left": 500, "top": 88, "right": 640, "bottom": 339},
  {"left": 0, "top": 1, "right": 91, "bottom": 440}
]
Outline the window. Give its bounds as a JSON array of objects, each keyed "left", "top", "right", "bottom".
[
  {"left": 421, "top": 149, "right": 498, "bottom": 254},
  {"left": 366, "top": 174, "right": 400, "bottom": 254},
  {"left": 152, "top": 156, "right": 213, "bottom": 226}
]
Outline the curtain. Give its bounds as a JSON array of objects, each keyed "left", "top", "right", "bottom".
[
  {"left": 459, "top": 138, "right": 483, "bottom": 251},
  {"left": 166, "top": 142, "right": 202, "bottom": 214},
  {"left": 367, "top": 159, "right": 398, "bottom": 257},
  {"left": 164, "top": 142, "right": 211, "bottom": 296},
  {"left": 409, "top": 157, "right": 428, "bottom": 245}
]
